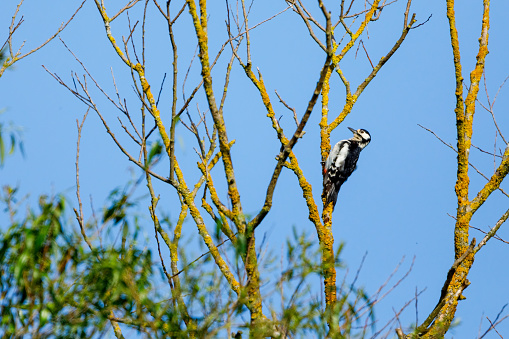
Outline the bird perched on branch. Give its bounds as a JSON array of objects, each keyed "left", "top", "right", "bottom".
[{"left": 322, "top": 127, "right": 371, "bottom": 210}]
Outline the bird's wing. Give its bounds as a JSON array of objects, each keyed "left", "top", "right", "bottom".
[
  {"left": 325, "top": 140, "right": 348, "bottom": 171},
  {"left": 333, "top": 141, "right": 350, "bottom": 171}
]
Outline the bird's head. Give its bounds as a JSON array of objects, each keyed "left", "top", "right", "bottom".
[{"left": 348, "top": 127, "right": 371, "bottom": 148}]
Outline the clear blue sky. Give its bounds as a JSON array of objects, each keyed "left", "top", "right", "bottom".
[{"left": 1, "top": 1, "right": 508, "bottom": 337}]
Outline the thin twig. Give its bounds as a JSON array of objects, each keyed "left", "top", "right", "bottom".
[
  {"left": 0, "top": 0, "right": 86, "bottom": 78},
  {"left": 418, "top": 124, "right": 509, "bottom": 198},
  {"left": 74, "top": 110, "right": 94, "bottom": 252},
  {"left": 485, "top": 317, "right": 504, "bottom": 339},
  {"left": 360, "top": 40, "right": 374, "bottom": 68},
  {"left": 275, "top": 90, "right": 299, "bottom": 127},
  {"left": 474, "top": 207, "right": 509, "bottom": 253},
  {"left": 480, "top": 313, "right": 509, "bottom": 339},
  {"left": 169, "top": 234, "right": 237, "bottom": 280},
  {"left": 410, "top": 14, "right": 432, "bottom": 30}
]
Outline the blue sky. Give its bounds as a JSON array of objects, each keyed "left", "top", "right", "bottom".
[{"left": 1, "top": 0, "right": 509, "bottom": 337}]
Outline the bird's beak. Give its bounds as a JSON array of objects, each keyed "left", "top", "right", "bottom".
[{"left": 348, "top": 127, "right": 356, "bottom": 134}]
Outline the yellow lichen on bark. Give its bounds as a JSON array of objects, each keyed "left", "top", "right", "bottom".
[
  {"left": 321, "top": 1, "right": 376, "bottom": 137},
  {"left": 454, "top": 0, "right": 489, "bottom": 254},
  {"left": 186, "top": 0, "right": 245, "bottom": 230},
  {"left": 134, "top": 64, "right": 174, "bottom": 163},
  {"left": 337, "top": 0, "right": 380, "bottom": 60},
  {"left": 93, "top": 1, "right": 132, "bottom": 68},
  {"left": 423, "top": 1, "right": 492, "bottom": 337},
  {"left": 170, "top": 206, "right": 187, "bottom": 264},
  {"left": 320, "top": 0, "right": 378, "bottom": 145},
  {"left": 173, "top": 158, "right": 241, "bottom": 295},
  {"left": 423, "top": 252, "right": 474, "bottom": 338},
  {"left": 470, "top": 144, "right": 509, "bottom": 212},
  {"left": 447, "top": 0, "right": 470, "bottom": 260},
  {"left": 197, "top": 159, "right": 235, "bottom": 222},
  {"left": 286, "top": 155, "right": 323, "bottom": 239},
  {"left": 446, "top": 0, "right": 469, "bottom": 222},
  {"left": 245, "top": 67, "right": 285, "bottom": 139},
  {"left": 320, "top": 64, "right": 332, "bottom": 162},
  {"left": 315, "top": 50, "right": 339, "bottom": 312},
  {"left": 243, "top": 243, "right": 265, "bottom": 324},
  {"left": 329, "top": 93, "right": 358, "bottom": 133},
  {"left": 186, "top": 3, "right": 270, "bottom": 325},
  {"left": 320, "top": 202, "right": 336, "bottom": 308}
]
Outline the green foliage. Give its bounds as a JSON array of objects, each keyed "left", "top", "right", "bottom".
[
  {"left": 0, "top": 111, "right": 24, "bottom": 167},
  {"left": 269, "top": 228, "right": 375, "bottom": 338},
  {"left": 102, "top": 187, "right": 134, "bottom": 226},
  {"left": 0, "top": 48, "right": 6, "bottom": 70},
  {"left": 0, "top": 185, "right": 378, "bottom": 338},
  {"left": 147, "top": 140, "right": 163, "bottom": 167},
  {"left": 0, "top": 188, "right": 179, "bottom": 337}
]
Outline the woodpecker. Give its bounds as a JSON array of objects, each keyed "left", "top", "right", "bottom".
[{"left": 322, "top": 127, "right": 371, "bottom": 210}]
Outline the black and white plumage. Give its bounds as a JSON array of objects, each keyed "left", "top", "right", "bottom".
[{"left": 322, "top": 127, "right": 371, "bottom": 210}]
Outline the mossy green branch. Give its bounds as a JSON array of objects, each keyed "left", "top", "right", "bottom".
[
  {"left": 354, "top": 14, "right": 416, "bottom": 99},
  {"left": 337, "top": 0, "right": 380, "bottom": 61},
  {"left": 94, "top": 4, "right": 174, "bottom": 177},
  {"left": 285, "top": 153, "right": 335, "bottom": 313},
  {"left": 321, "top": 203, "right": 337, "bottom": 309},
  {"left": 94, "top": 0, "right": 131, "bottom": 67},
  {"left": 250, "top": 69, "right": 284, "bottom": 137},
  {"left": 133, "top": 64, "right": 174, "bottom": 165},
  {"left": 173, "top": 157, "right": 241, "bottom": 295},
  {"left": 470, "top": 144, "right": 509, "bottom": 213},
  {"left": 335, "top": 65, "right": 351, "bottom": 96},
  {"left": 95, "top": 1, "right": 168, "bottom": 152},
  {"left": 201, "top": 198, "right": 236, "bottom": 242},
  {"left": 0, "top": 57, "right": 17, "bottom": 79},
  {"left": 320, "top": 64, "right": 333, "bottom": 162},
  {"left": 146, "top": 172, "right": 194, "bottom": 330},
  {"left": 421, "top": 2, "right": 491, "bottom": 337},
  {"left": 319, "top": 65, "right": 337, "bottom": 312},
  {"left": 243, "top": 241, "right": 265, "bottom": 325},
  {"left": 318, "top": 58, "right": 337, "bottom": 310},
  {"left": 243, "top": 65, "right": 292, "bottom": 230},
  {"left": 446, "top": 0, "right": 468, "bottom": 219},
  {"left": 186, "top": 0, "right": 245, "bottom": 230},
  {"left": 329, "top": 93, "right": 358, "bottom": 134},
  {"left": 110, "top": 311, "right": 125, "bottom": 339},
  {"left": 330, "top": 8, "right": 416, "bottom": 136},
  {"left": 453, "top": 0, "right": 489, "bottom": 255},
  {"left": 422, "top": 251, "right": 474, "bottom": 338},
  {"left": 286, "top": 155, "right": 323, "bottom": 239},
  {"left": 172, "top": 205, "right": 187, "bottom": 265},
  {"left": 197, "top": 141, "right": 237, "bottom": 224}
]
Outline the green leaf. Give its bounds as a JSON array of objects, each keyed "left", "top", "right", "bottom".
[
  {"left": 0, "top": 127, "right": 5, "bottom": 165},
  {"left": 214, "top": 218, "right": 223, "bottom": 241},
  {"left": 9, "top": 133, "right": 15, "bottom": 155},
  {"left": 233, "top": 233, "right": 247, "bottom": 258},
  {"left": 147, "top": 140, "right": 163, "bottom": 165},
  {"left": 40, "top": 308, "right": 51, "bottom": 327}
]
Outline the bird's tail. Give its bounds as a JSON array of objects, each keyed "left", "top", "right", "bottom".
[
  {"left": 323, "top": 177, "right": 342, "bottom": 211},
  {"left": 325, "top": 183, "right": 339, "bottom": 210}
]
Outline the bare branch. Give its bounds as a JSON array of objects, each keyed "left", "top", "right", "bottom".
[
  {"left": 287, "top": 0, "right": 327, "bottom": 52},
  {"left": 73, "top": 110, "right": 94, "bottom": 252},
  {"left": 418, "top": 124, "right": 509, "bottom": 199},
  {"left": 474, "top": 207, "right": 509, "bottom": 253},
  {"left": 110, "top": 0, "right": 141, "bottom": 21},
  {"left": 0, "top": 0, "right": 86, "bottom": 78},
  {"left": 248, "top": 55, "right": 332, "bottom": 229},
  {"left": 485, "top": 317, "right": 504, "bottom": 339},
  {"left": 275, "top": 90, "right": 299, "bottom": 127}
]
